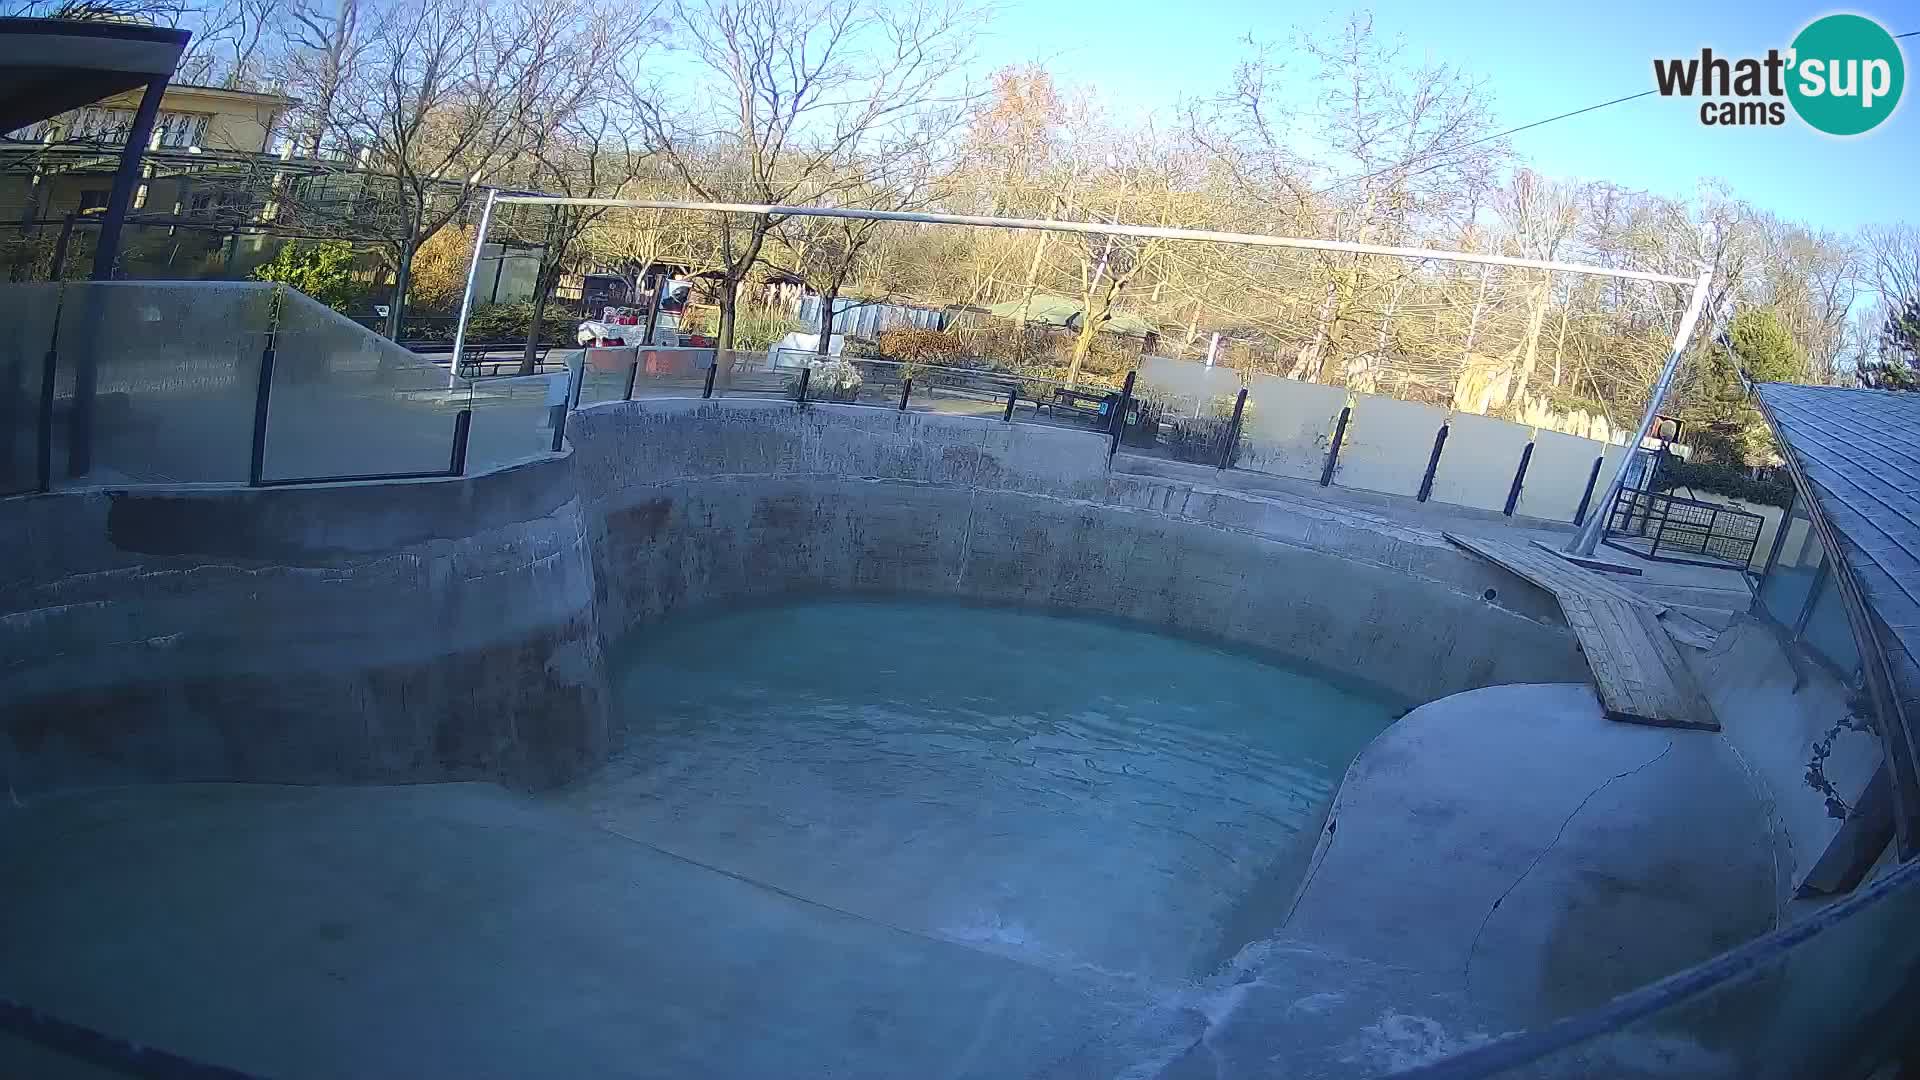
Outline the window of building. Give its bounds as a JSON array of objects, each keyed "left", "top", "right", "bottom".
[
  {"left": 153, "top": 112, "right": 211, "bottom": 149},
  {"left": 59, "top": 107, "right": 211, "bottom": 148}
]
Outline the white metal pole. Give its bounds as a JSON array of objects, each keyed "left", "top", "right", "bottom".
[
  {"left": 1567, "top": 269, "right": 1715, "bottom": 556},
  {"left": 448, "top": 189, "right": 498, "bottom": 388},
  {"left": 491, "top": 196, "right": 1698, "bottom": 287},
  {"left": 1205, "top": 332, "right": 1221, "bottom": 367}
]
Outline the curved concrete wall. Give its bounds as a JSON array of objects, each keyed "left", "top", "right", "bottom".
[
  {"left": 3, "top": 396, "right": 1588, "bottom": 795},
  {"left": 0, "top": 454, "right": 607, "bottom": 796},
  {"left": 572, "top": 398, "right": 1586, "bottom": 705}
]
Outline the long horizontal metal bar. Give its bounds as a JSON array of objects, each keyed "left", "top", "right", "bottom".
[
  {"left": 253, "top": 468, "right": 457, "bottom": 487},
  {"left": 492, "top": 195, "right": 1699, "bottom": 285}
]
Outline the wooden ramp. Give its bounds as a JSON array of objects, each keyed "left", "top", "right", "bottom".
[{"left": 1445, "top": 532, "right": 1719, "bottom": 731}]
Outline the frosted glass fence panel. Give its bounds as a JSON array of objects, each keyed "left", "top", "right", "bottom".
[
  {"left": 1332, "top": 393, "right": 1447, "bottom": 497},
  {"left": 1427, "top": 412, "right": 1533, "bottom": 512},
  {"left": 53, "top": 281, "right": 273, "bottom": 485},
  {"left": 263, "top": 290, "right": 467, "bottom": 482},
  {"left": 1237, "top": 375, "right": 1347, "bottom": 481},
  {"left": 0, "top": 284, "right": 60, "bottom": 494},
  {"left": 1137, "top": 354, "right": 1239, "bottom": 414},
  {"left": 1513, "top": 429, "right": 1606, "bottom": 523},
  {"left": 464, "top": 373, "right": 563, "bottom": 472}
]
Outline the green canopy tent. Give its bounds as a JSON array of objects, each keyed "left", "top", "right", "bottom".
[{"left": 985, "top": 293, "right": 1157, "bottom": 338}]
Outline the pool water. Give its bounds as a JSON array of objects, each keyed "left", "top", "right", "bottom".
[{"left": 570, "top": 599, "right": 1401, "bottom": 986}]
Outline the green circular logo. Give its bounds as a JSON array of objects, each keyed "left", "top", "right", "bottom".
[{"left": 1787, "top": 14, "right": 1904, "bottom": 135}]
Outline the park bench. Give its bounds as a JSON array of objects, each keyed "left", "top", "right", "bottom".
[{"left": 1042, "top": 386, "right": 1115, "bottom": 425}]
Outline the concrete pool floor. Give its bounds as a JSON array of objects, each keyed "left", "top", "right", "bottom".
[{"left": 0, "top": 681, "right": 1780, "bottom": 1079}]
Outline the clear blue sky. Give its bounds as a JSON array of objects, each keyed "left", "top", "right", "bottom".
[{"left": 971, "top": 0, "right": 1917, "bottom": 234}]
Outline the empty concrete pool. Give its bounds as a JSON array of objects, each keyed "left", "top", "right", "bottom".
[{"left": 2, "top": 399, "right": 1805, "bottom": 1078}]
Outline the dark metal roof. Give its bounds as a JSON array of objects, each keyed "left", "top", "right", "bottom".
[
  {"left": 1755, "top": 384, "right": 1920, "bottom": 663},
  {"left": 1755, "top": 382, "right": 1920, "bottom": 854},
  {"left": 0, "top": 18, "right": 189, "bottom": 133}
]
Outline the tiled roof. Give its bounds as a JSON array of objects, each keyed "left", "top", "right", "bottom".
[{"left": 1753, "top": 383, "right": 1920, "bottom": 720}]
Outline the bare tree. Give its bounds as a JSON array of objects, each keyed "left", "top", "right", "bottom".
[
  {"left": 176, "top": 0, "right": 280, "bottom": 88},
  {"left": 502, "top": 105, "right": 653, "bottom": 371},
  {"left": 277, "top": 0, "right": 369, "bottom": 156},
  {"left": 632, "top": 0, "right": 979, "bottom": 350},
  {"left": 333, "top": 0, "right": 637, "bottom": 337}
]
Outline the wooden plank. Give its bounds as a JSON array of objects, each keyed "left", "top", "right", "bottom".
[
  {"left": 1445, "top": 533, "right": 1654, "bottom": 609},
  {"left": 1443, "top": 531, "right": 1718, "bottom": 731}
]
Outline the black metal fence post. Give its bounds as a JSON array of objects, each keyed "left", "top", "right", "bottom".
[
  {"left": 1416, "top": 424, "right": 1449, "bottom": 502},
  {"left": 899, "top": 378, "right": 912, "bottom": 410},
  {"left": 702, "top": 361, "right": 717, "bottom": 399},
  {"left": 639, "top": 273, "right": 667, "bottom": 346},
  {"left": 449, "top": 409, "right": 472, "bottom": 476},
  {"left": 796, "top": 365, "right": 811, "bottom": 406},
  {"left": 1320, "top": 406, "right": 1351, "bottom": 487},
  {"left": 1218, "top": 387, "right": 1248, "bottom": 469},
  {"left": 1108, "top": 370, "right": 1135, "bottom": 459},
  {"left": 1503, "top": 442, "right": 1534, "bottom": 516},
  {"left": 34, "top": 291, "right": 62, "bottom": 493},
  {"left": 247, "top": 332, "right": 277, "bottom": 486},
  {"left": 1002, "top": 384, "right": 1018, "bottom": 422},
  {"left": 1572, "top": 456, "right": 1604, "bottom": 527},
  {"left": 621, "top": 351, "right": 640, "bottom": 401}
]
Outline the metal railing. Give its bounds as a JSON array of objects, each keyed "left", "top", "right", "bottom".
[{"left": 1602, "top": 487, "right": 1765, "bottom": 572}]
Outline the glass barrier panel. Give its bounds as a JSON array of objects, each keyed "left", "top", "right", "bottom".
[
  {"left": 711, "top": 349, "right": 789, "bottom": 400},
  {"left": 1237, "top": 375, "right": 1349, "bottom": 481},
  {"left": 573, "top": 346, "right": 634, "bottom": 406},
  {"left": 629, "top": 347, "right": 718, "bottom": 399},
  {"left": 0, "top": 283, "right": 61, "bottom": 494},
  {"left": 263, "top": 289, "right": 468, "bottom": 482},
  {"left": 48, "top": 281, "right": 274, "bottom": 486},
  {"left": 462, "top": 372, "right": 564, "bottom": 472},
  {"left": 1448, "top": 861, "right": 1920, "bottom": 1080},
  {"left": 902, "top": 363, "right": 1020, "bottom": 419},
  {"left": 1758, "top": 501, "right": 1823, "bottom": 630},
  {"left": 1799, "top": 574, "right": 1861, "bottom": 677}
]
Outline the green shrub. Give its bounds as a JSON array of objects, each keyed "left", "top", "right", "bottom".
[
  {"left": 460, "top": 301, "right": 578, "bottom": 344},
  {"left": 251, "top": 240, "right": 365, "bottom": 312},
  {"left": 1655, "top": 459, "right": 1794, "bottom": 508}
]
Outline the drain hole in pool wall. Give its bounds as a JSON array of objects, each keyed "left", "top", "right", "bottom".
[{"left": 1483, "top": 588, "right": 1498, "bottom": 602}]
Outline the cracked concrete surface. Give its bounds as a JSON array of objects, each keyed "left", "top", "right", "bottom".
[{"left": 1284, "top": 683, "right": 1776, "bottom": 1029}]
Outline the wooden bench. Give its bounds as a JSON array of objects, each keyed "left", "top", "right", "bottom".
[
  {"left": 1444, "top": 532, "right": 1718, "bottom": 731},
  {"left": 1041, "top": 387, "right": 1115, "bottom": 425}
]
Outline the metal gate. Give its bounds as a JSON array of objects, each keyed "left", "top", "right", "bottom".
[{"left": 1603, "top": 487, "right": 1765, "bottom": 573}]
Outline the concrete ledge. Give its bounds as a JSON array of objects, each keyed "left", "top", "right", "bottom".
[
  {"left": 572, "top": 400, "right": 1587, "bottom": 705},
  {"left": 1, "top": 453, "right": 608, "bottom": 796},
  {"left": 1285, "top": 683, "right": 1776, "bottom": 1030}
]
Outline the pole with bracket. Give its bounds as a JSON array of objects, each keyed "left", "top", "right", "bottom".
[
  {"left": 1568, "top": 268, "right": 1713, "bottom": 556},
  {"left": 449, "top": 189, "right": 499, "bottom": 389}
]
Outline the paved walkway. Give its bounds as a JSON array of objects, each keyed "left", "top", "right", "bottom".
[{"left": 1113, "top": 454, "right": 1754, "bottom": 618}]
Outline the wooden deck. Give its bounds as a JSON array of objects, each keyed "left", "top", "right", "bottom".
[{"left": 1445, "top": 532, "right": 1719, "bottom": 731}]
